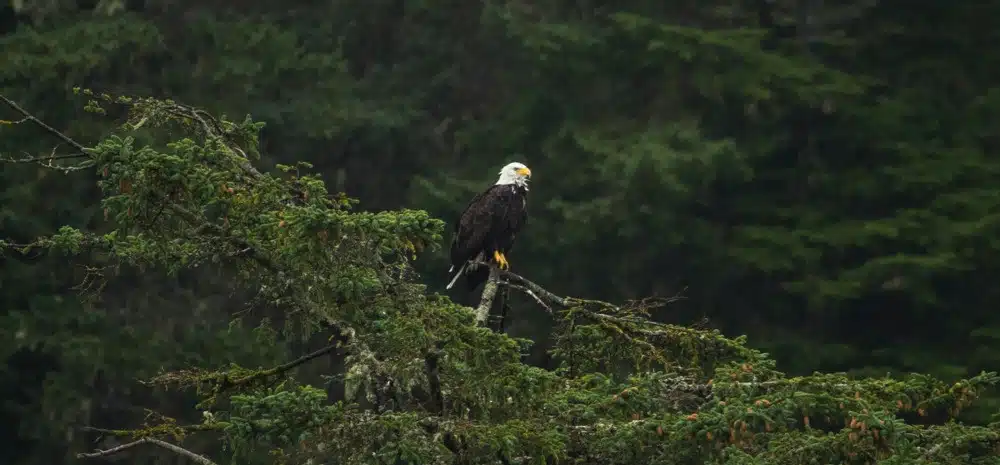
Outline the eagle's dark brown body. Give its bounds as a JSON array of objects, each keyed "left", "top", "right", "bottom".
[{"left": 447, "top": 182, "right": 529, "bottom": 290}]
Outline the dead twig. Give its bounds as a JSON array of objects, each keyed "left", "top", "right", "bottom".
[
  {"left": 77, "top": 437, "right": 217, "bottom": 465},
  {"left": 8, "top": 151, "right": 89, "bottom": 163},
  {"left": 0, "top": 114, "right": 93, "bottom": 171},
  {"left": 505, "top": 282, "right": 552, "bottom": 313},
  {"left": 0, "top": 94, "right": 91, "bottom": 154},
  {"left": 493, "top": 262, "right": 572, "bottom": 308}
]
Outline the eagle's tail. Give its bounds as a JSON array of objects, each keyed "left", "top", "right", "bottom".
[
  {"left": 446, "top": 252, "right": 487, "bottom": 290},
  {"left": 445, "top": 262, "right": 467, "bottom": 290}
]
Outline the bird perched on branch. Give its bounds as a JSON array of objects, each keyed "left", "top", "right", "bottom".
[{"left": 446, "top": 162, "right": 531, "bottom": 290}]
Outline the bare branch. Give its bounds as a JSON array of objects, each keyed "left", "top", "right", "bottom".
[
  {"left": 495, "top": 264, "right": 573, "bottom": 307},
  {"left": 9, "top": 150, "right": 89, "bottom": 163},
  {"left": 0, "top": 94, "right": 91, "bottom": 155},
  {"left": 472, "top": 260, "right": 682, "bottom": 313},
  {"left": 77, "top": 437, "right": 217, "bottom": 465},
  {"left": 469, "top": 260, "right": 571, "bottom": 327},
  {"left": 463, "top": 263, "right": 757, "bottom": 361},
  {"left": 0, "top": 95, "right": 94, "bottom": 173},
  {"left": 506, "top": 282, "right": 552, "bottom": 313},
  {"left": 2, "top": 149, "right": 95, "bottom": 172}
]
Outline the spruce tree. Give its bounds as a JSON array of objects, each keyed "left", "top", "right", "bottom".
[{"left": 3, "top": 91, "right": 999, "bottom": 465}]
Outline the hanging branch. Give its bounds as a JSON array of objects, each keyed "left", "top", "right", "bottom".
[{"left": 77, "top": 437, "right": 217, "bottom": 465}]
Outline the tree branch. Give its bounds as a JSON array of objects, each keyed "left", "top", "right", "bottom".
[
  {"left": 149, "top": 342, "right": 342, "bottom": 392},
  {"left": 1, "top": 148, "right": 95, "bottom": 172},
  {"left": 166, "top": 202, "right": 278, "bottom": 272},
  {"left": 245, "top": 342, "right": 340, "bottom": 384},
  {"left": 1, "top": 95, "right": 95, "bottom": 172},
  {"left": 474, "top": 266, "right": 501, "bottom": 324},
  {"left": 492, "top": 285, "right": 512, "bottom": 332},
  {"left": 0, "top": 94, "right": 91, "bottom": 155},
  {"left": 77, "top": 437, "right": 217, "bottom": 465},
  {"left": 0, "top": 116, "right": 28, "bottom": 125},
  {"left": 495, "top": 264, "right": 574, "bottom": 307},
  {"left": 80, "top": 423, "right": 223, "bottom": 437},
  {"left": 8, "top": 151, "right": 90, "bottom": 163},
  {"left": 472, "top": 260, "right": 681, "bottom": 313},
  {"left": 465, "top": 262, "right": 760, "bottom": 361},
  {"left": 153, "top": 99, "right": 327, "bottom": 206},
  {"left": 424, "top": 344, "right": 445, "bottom": 414},
  {"left": 0, "top": 94, "right": 308, "bottom": 277},
  {"left": 156, "top": 102, "right": 261, "bottom": 178},
  {"left": 471, "top": 260, "right": 572, "bottom": 327}
]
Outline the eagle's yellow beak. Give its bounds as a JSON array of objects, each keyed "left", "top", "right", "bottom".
[{"left": 516, "top": 167, "right": 532, "bottom": 177}]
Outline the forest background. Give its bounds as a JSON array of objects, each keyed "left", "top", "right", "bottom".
[{"left": 2, "top": 0, "right": 1000, "bottom": 464}]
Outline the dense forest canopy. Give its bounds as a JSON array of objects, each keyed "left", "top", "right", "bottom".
[{"left": 2, "top": 0, "right": 1000, "bottom": 464}]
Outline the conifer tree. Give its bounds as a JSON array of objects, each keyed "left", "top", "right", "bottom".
[{"left": 3, "top": 92, "right": 999, "bottom": 465}]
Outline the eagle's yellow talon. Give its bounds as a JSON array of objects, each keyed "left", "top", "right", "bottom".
[{"left": 494, "top": 250, "right": 509, "bottom": 270}]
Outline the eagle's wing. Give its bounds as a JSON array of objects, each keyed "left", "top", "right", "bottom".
[
  {"left": 504, "top": 191, "right": 528, "bottom": 250},
  {"left": 450, "top": 188, "right": 495, "bottom": 265}
]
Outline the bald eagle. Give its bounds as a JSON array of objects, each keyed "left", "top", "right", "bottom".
[{"left": 446, "top": 162, "right": 531, "bottom": 290}]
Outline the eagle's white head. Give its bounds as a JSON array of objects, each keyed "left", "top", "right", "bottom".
[{"left": 495, "top": 162, "right": 531, "bottom": 187}]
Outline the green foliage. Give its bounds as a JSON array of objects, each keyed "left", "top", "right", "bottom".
[
  {"left": 5, "top": 91, "right": 999, "bottom": 465},
  {"left": 4, "top": 1, "right": 1000, "bottom": 464},
  {"left": 407, "top": 1, "right": 1000, "bottom": 398}
]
